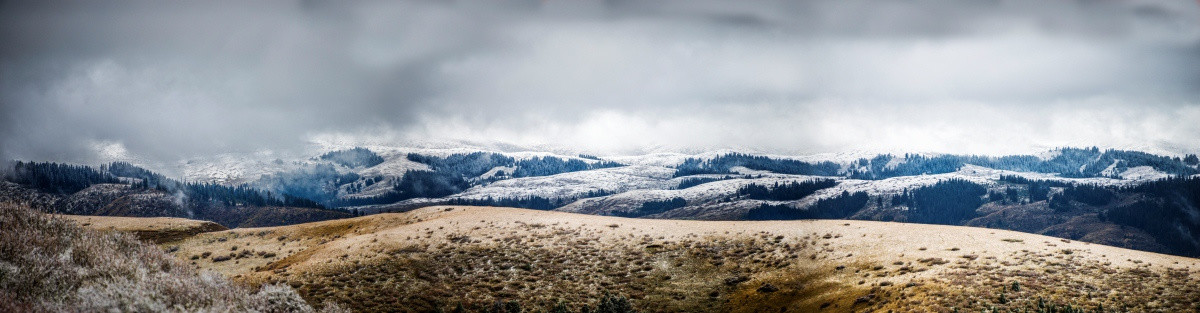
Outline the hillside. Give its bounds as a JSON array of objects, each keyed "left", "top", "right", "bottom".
[
  {"left": 1, "top": 181, "right": 353, "bottom": 229},
  {"left": 61, "top": 214, "right": 227, "bottom": 243},
  {"left": 8, "top": 146, "right": 1200, "bottom": 258},
  {"left": 171, "top": 206, "right": 1200, "bottom": 313},
  {"left": 154, "top": 146, "right": 1200, "bottom": 257},
  {"left": 14, "top": 146, "right": 1200, "bottom": 260},
  {"left": 0, "top": 201, "right": 346, "bottom": 312},
  {"left": 179, "top": 147, "right": 1195, "bottom": 213}
]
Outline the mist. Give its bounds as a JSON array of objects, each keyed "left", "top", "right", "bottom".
[{"left": 2, "top": 0, "right": 1199, "bottom": 164}]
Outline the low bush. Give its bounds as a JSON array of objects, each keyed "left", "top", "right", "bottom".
[{"left": 0, "top": 201, "right": 347, "bottom": 312}]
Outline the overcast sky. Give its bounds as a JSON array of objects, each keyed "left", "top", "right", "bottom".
[{"left": 2, "top": 0, "right": 1199, "bottom": 164}]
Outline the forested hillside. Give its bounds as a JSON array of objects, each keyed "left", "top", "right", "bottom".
[
  {"left": 7, "top": 146, "right": 1200, "bottom": 256},
  {"left": 2, "top": 161, "right": 351, "bottom": 228},
  {"left": 742, "top": 175, "right": 1200, "bottom": 257},
  {"left": 844, "top": 147, "right": 1199, "bottom": 180}
]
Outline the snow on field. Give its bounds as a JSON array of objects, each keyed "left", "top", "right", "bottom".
[
  {"left": 1120, "top": 166, "right": 1170, "bottom": 181},
  {"left": 1099, "top": 160, "right": 1122, "bottom": 177},
  {"left": 729, "top": 166, "right": 772, "bottom": 175},
  {"left": 176, "top": 146, "right": 602, "bottom": 188},
  {"left": 605, "top": 153, "right": 693, "bottom": 167},
  {"left": 604, "top": 150, "right": 892, "bottom": 168},
  {"left": 953, "top": 164, "right": 1139, "bottom": 185},
  {"left": 356, "top": 149, "right": 431, "bottom": 178},
  {"left": 450, "top": 165, "right": 676, "bottom": 200},
  {"left": 558, "top": 174, "right": 835, "bottom": 214},
  {"left": 1034, "top": 149, "right": 1062, "bottom": 160},
  {"left": 177, "top": 145, "right": 1182, "bottom": 216},
  {"left": 179, "top": 153, "right": 312, "bottom": 185}
]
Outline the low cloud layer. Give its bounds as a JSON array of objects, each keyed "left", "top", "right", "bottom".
[{"left": 2, "top": 0, "right": 1199, "bottom": 164}]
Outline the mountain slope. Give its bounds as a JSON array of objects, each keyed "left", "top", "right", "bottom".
[
  {"left": 1, "top": 181, "right": 353, "bottom": 228},
  {"left": 171, "top": 206, "right": 1200, "bottom": 313}
]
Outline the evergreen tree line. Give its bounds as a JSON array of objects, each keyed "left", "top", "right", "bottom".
[
  {"left": 446, "top": 196, "right": 561, "bottom": 211},
  {"left": 343, "top": 175, "right": 385, "bottom": 194},
  {"left": 897, "top": 179, "right": 988, "bottom": 225},
  {"left": 394, "top": 170, "right": 471, "bottom": 199},
  {"left": 256, "top": 163, "right": 360, "bottom": 205},
  {"left": 736, "top": 179, "right": 837, "bottom": 201},
  {"left": 349, "top": 152, "right": 622, "bottom": 208},
  {"left": 408, "top": 152, "right": 518, "bottom": 178},
  {"left": 673, "top": 153, "right": 841, "bottom": 177},
  {"left": 996, "top": 175, "right": 1071, "bottom": 187},
  {"left": 183, "top": 181, "right": 323, "bottom": 208},
  {"left": 104, "top": 161, "right": 177, "bottom": 191},
  {"left": 1057, "top": 184, "right": 1115, "bottom": 207},
  {"left": 673, "top": 176, "right": 735, "bottom": 190},
  {"left": 985, "top": 187, "right": 1021, "bottom": 204},
  {"left": 7, "top": 161, "right": 121, "bottom": 194},
  {"left": 745, "top": 191, "right": 869, "bottom": 220},
  {"left": 319, "top": 147, "right": 385, "bottom": 168},
  {"left": 306, "top": 151, "right": 623, "bottom": 208},
  {"left": 440, "top": 189, "right": 617, "bottom": 211},
  {"left": 847, "top": 154, "right": 965, "bottom": 180},
  {"left": 1100, "top": 176, "right": 1200, "bottom": 256},
  {"left": 407, "top": 152, "right": 623, "bottom": 182},
  {"left": 327, "top": 170, "right": 475, "bottom": 208},
  {"left": 844, "top": 147, "right": 1198, "bottom": 180},
  {"left": 614, "top": 197, "right": 688, "bottom": 218},
  {"left": 995, "top": 175, "right": 1069, "bottom": 204},
  {"left": 989, "top": 175, "right": 1200, "bottom": 256},
  {"left": 744, "top": 179, "right": 988, "bottom": 223},
  {"left": 511, "top": 156, "right": 622, "bottom": 178},
  {"left": 4, "top": 161, "right": 326, "bottom": 209}
]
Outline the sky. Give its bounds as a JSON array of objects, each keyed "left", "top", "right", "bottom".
[{"left": 2, "top": 0, "right": 1200, "bottom": 164}]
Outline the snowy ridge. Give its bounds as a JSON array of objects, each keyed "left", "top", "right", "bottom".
[
  {"left": 452, "top": 165, "right": 675, "bottom": 200},
  {"left": 170, "top": 144, "right": 1195, "bottom": 219}
]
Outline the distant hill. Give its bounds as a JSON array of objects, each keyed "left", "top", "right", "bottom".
[
  {"left": 9, "top": 146, "right": 1200, "bottom": 257},
  {"left": 1, "top": 161, "right": 353, "bottom": 228}
]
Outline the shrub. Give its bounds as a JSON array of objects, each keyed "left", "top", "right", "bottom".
[{"left": 0, "top": 201, "right": 348, "bottom": 312}]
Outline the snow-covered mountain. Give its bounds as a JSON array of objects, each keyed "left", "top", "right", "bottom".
[
  {"left": 172, "top": 145, "right": 1198, "bottom": 217},
  {"left": 34, "top": 144, "right": 1200, "bottom": 256}
]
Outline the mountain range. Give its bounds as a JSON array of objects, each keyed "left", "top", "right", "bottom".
[{"left": 5, "top": 146, "right": 1200, "bottom": 257}]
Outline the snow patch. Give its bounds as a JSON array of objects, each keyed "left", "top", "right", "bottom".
[
  {"left": 1120, "top": 166, "right": 1169, "bottom": 181},
  {"left": 729, "top": 166, "right": 772, "bottom": 175},
  {"left": 478, "top": 166, "right": 516, "bottom": 180}
]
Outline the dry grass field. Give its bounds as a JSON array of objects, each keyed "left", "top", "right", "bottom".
[
  {"left": 77, "top": 206, "right": 1200, "bottom": 312},
  {"left": 61, "top": 214, "right": 227, "bottom": 243}
]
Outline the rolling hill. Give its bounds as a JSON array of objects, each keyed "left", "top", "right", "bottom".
[
  {"left": 61, "top": 214, "right": 227, "bottom": 244},
  {"left": 158, "top": 205, "right": 1200, "bottom": 313}
]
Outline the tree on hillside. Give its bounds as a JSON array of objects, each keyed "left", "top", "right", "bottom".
[{"left": 905, "top": 179, "right": 987, "bottom": 225}]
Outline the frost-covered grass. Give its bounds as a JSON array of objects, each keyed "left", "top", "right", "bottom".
[{"left": 0, "top": 201, "right": 347, "bottom": 313}]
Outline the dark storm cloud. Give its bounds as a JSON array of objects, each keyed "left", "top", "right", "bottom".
[{"left": 2, "top": 0, "right": 1199, "bottom": 163}]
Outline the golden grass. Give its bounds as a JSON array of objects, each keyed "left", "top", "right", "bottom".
[
  {"left": 161, "top": 206, "right": 1200, "bottom": 312},
  {"left": 61, "top": 214, "right": 227, "bottom": 243}
]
